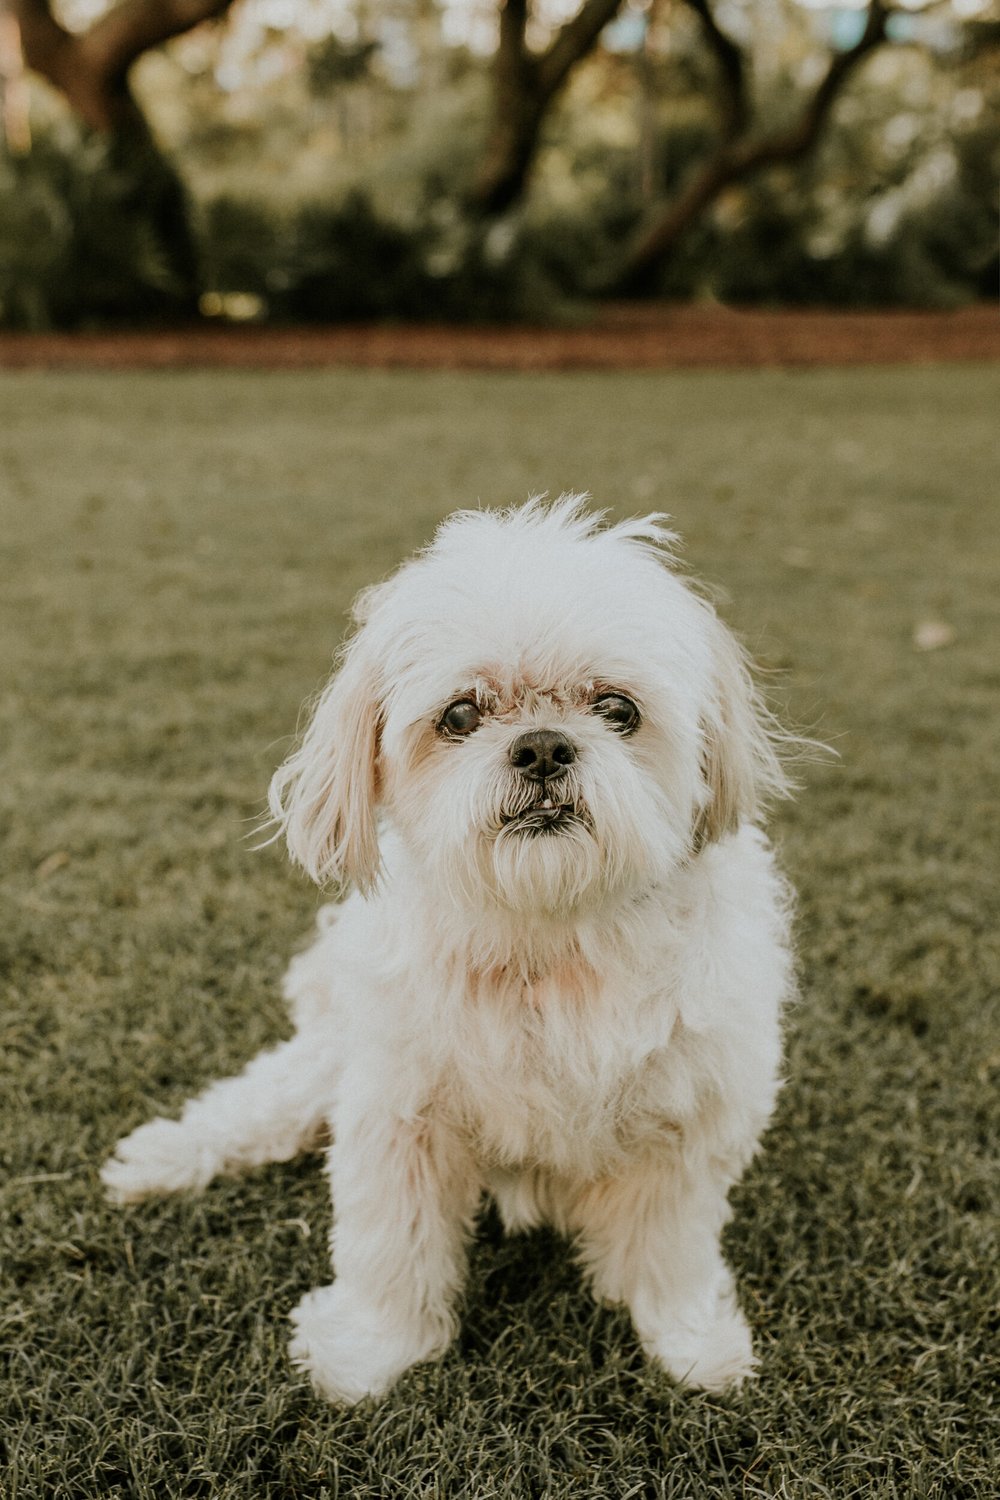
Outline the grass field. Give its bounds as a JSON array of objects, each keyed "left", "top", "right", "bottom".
[{"left": 1, "top": 365, "right": 997, "bottom": 1499}]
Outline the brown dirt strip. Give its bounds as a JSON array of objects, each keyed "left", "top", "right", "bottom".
[{"left": 0, "top": 304, "right": 996, "bottom": 371}]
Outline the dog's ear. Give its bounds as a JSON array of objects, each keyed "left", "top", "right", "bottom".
[
  {"left": 268, "top": 630, "right": 383, "bottom": 891},
  {"left": 693, "top": 611, "right": 787, "bottom": 850}
]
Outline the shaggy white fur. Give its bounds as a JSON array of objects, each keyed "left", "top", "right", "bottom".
[{"left": 103, "top": 496, "right": 796, "bottom": 1403}]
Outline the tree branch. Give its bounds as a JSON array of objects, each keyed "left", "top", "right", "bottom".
[
  {"left": 12, "top": 0, "right": 234, "bottom": 130},
  {"left": 732, "top": 0, "right": 891, "bottom": 171},
  {"left": 537, "top": 0, "right": 625, "bottom": 99},
  {"left": 13, "top": 0, "right": 75, "bottom": 92},
  {"left": 83, "top": 0, "right": 234, "bottom": 86},
  {"left": 680, "top": 0, "right": 749, "bottom": 140},
  {"left": 493, "top": 0, "right": 535, "bottom": 105},
  {"left": 615, "top": 0, "right": 893, "bottom": 290},
  {"left": 474, "top": 0, "right": 626, "bottom": 213}
]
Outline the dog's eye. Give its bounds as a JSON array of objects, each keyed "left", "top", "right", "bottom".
[
  {"left": 592, "top": 694, "right": 641, "bottom": 735},
  {"left": 439, "top": 700, "right": 482, "bottom": 737}
]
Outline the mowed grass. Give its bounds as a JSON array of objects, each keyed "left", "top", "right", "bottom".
[{"left": 1, "top": 364, "right": 997, "bottom": 1499}]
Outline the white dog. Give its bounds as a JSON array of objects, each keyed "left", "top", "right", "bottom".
[{"left": 103, "top": 496, "right": 796, "bottom": 1403}]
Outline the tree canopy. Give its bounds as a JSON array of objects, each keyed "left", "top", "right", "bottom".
[{"left": 1, "top": 0, "right": 996, "bottom": 324}]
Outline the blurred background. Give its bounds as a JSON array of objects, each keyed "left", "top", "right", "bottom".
[
  {"left": 3, "top": 8, "right": 999, "bottom": 1489},
  {"left": 0, "top": 0, "right": 997, "bottom": 329}
]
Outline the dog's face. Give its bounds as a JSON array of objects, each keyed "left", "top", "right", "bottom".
[{"left": 269, "top": 499, "right": 784, "bottom": 918}]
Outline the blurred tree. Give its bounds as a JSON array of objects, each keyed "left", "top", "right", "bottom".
[
  {"left": 473, "top": 0, "right": 628, "bottom": 212},
  {"left": 3, "top": 0, "right": 995, "bottom": 324},
  {"left": 615, "top": 0, "right": 896, "bottom": 289},
  {"left": 10, "top": 0, "right": 237, "bottom": 307},
  {"left": 12, "top": 0, "right": 232, "bottom": 132}
]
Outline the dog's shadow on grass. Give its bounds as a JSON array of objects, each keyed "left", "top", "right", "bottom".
[{"left": 455, "top": 1202, "right": 651, "bottom": 1392}]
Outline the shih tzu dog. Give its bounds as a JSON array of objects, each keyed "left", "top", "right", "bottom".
[{"left": 103, "top": 496, "right": 796, "bottom": 1403}]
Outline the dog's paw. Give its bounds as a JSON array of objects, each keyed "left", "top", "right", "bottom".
[
  {"left": 101, "top": 1118, "right": 221, "bottom": 1203},
  {"left": 645, "top": 1288, "right": 757, "bottom": 1393},
  {"left": 289, "top": 1283, "right": 449, "bottom": 1405}
]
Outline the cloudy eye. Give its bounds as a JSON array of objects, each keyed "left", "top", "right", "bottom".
[
  {"left": 592, "top": 693, "right": 641, "bottom": 735},
  {"left": 439, "top": 700, "right": 482, "bottom": 737}
]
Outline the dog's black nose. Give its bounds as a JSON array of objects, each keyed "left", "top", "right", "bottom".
[{"left": 508, "top": 729, "right": 577, "bottom": 782}]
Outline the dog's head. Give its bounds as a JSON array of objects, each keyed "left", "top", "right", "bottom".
[{"left": 268, "top": 497, "right": 787, "bottom": 917}]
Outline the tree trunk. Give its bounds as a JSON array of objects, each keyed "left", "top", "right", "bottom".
[
  {"left": 472, "top": 0, "right": 625, "bottom": 215},
  {"left": 103, "top": 120, "right": 203, "bottom": 314},
  {"left": 615, "top": 149, "right": 738, "bottom": 294},
  {"left": 474, "top": 91, "right": 548, "bottom": 216},
  {"left": 473, "top": 0, "right": 541, "bottom": 215},
  {"left": 12, "top": 0, "right": 235, "bottom": 315}
]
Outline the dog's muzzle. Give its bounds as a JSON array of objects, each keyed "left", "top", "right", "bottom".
[{"left": 500, "top": 730, "right": 583, "bottom": 835}]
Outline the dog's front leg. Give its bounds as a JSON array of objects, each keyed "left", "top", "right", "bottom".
[
  {"left": 289, "top": 1074, "right": 480, "bottom": 1404},
  {"left": 571, "top": 1153, "right": 756, "bottom": 1392}
]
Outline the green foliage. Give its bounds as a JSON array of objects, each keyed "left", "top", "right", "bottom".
[
  {"left": 198, "top": 185, "right": 565, "bottom": 323},
  {"left": 276, "top": 191, "right": 430, "bottom": 320},
  {"left": 694, "top": 103, "right": 1000, "bottom": 308},
  {"left": 306, "top": 35, "right": 380, "bottom": 95},
  {"left": 197, "top": 193, "right": 279, "bottom": 307},
  {"left": 522, "top": 41, "right": 999, "bottom": 307},
  {"left": 1, "top": 365, "right": 998, "bottom": 1496},
  {"left": 0, "top": 125, "right": 558, "bottom": 328},
  {"left": 1, "top": 24, "right": 995, "bottom": 326},
  {"left": 0, "top": 123, "right": 198, "bottom": 330}
]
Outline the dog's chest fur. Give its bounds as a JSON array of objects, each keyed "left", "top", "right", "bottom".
[{"left": 437, "top": 954, "right": 693, "bottom": 1178}]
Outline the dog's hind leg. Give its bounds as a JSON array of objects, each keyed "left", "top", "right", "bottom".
[{"left": 101, "top": 1030, "right": 338, "bottom": 1203}]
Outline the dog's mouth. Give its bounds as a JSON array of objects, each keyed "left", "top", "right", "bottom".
[{"left": 499, "top": 796, "right": 584, "bottom": 836}]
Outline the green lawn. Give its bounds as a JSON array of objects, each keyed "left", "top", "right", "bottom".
[{"left": 1, "top": 365, "right": 997, "bottom": 1499}]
